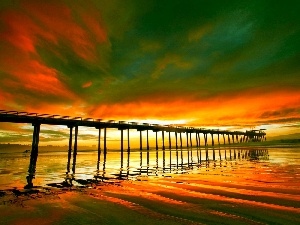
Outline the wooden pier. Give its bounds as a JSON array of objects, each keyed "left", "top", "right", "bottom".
[{"left": 0, "top": 109, "right": 267, "bottom": 187}]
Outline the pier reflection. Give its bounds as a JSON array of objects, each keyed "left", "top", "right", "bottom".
[{"left": 26, "top": 147, "right": 269, "bottom": 188}]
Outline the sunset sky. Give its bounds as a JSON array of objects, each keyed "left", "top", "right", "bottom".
[{"left": 0, "top": 0, "right": 299, "bottom": 145}]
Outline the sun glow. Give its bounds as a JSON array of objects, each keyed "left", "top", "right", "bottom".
[{"left": 132, "top": 119, "right": 190, "bottom": 126}]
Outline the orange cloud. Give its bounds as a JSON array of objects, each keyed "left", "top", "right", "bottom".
[
  {"left": 0, "top": 52, "right": 76, "bottom": 100},
  {"left": 82, "top": 81, "right": 93, "bottom": 88},
  {"left": 23, "top": 100, "right": 88, "bottom": 117},
  {"left": 0, "top": 90, "right": 13, "bottom": 109},
  {"left": 0, "top": 2, "right": 111, "bottom": 107},
  {"left": 22, "top": 1, "right": 107, "bottom": 61},
  {"left": 0, "top": 1, "right": 111, "bottom": 111},
  {"left": 0, "top": 8, "right": 59, "bottom": 53},
  {"left": 79, "top": 5, "right": 107, "bottom": 44},
  {"left": 87, "top": 88, "right": 300, "bottom": 127}
]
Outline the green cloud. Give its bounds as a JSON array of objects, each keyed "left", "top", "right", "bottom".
[{"left": 0, "top": 0, "right": 299, "bottom": 119}]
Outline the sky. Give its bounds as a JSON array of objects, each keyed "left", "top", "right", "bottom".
[{"left": 0, "top": 0, "right": 299, "bottom": 145}]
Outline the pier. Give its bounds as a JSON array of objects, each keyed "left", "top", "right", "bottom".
[{"left": 0, "top": 110, "right": 267, "bottom": 187}]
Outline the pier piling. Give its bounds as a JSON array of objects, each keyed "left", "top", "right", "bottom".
[
  {"left": 26, "top": 123, "right": 40, "bottom": 188},
  {"left": 67, "top": 126, "right": 73, "bottom": 172},
  {"left": 97, "top": 128, "right": 101, "bottom": 170},
  {"left": 72, "top": 126, "right": 78, "bottom": 174},
  {"left": 155, "top": 131, "right": 158, "bottom": 150},
  {"left": 180, "top": 132, "right": 183, "bottom": 148},
  {"left": 147, "top": 130, "right": 149, "bottom": 150},
  {"left": 162, "top": 130, "right": 165, "bottom": 150},
  {"left": 139, "top": 130, "right": 142, "bottom": 150},
  {"left": 104, "top": 127, "right": 107, "bottom": 154},
  {"left": 127, "top": 128, "right": 130, "bottom": 151},
  {"left": 168, "top": 131, "right": 171, "bottom": 149},
  {"left": 175, "top": 132, "right": 178, "bottom": 149},
  {"left": 121, "top": 129, "right": 124, "bottom": 163},
  {"left": 186, "top": 132, "right": 189, "bottom": 148}
]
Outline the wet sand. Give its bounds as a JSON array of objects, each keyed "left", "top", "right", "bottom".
[{"left": 1, "top": 170, "right": 300, "bottom": 225}]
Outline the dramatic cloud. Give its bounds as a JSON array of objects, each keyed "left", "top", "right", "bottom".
[{"left": 0, "top": 0, "right": 299, "bottom": 142}]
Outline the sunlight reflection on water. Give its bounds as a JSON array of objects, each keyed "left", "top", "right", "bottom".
[{"left": 0, "top": 146, "right": 299, "bottom": 190}]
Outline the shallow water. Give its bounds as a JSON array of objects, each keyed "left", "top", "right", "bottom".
[
  {"left": 1, "top": 146, "right": 300, "bottom": 224},
  {"left": 0, "top": 146, "right": 299, "bottom": 190}
]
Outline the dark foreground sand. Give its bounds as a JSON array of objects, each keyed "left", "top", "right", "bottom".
[{"left": 1, "top": 169, "right": 300, "bottom": 225}]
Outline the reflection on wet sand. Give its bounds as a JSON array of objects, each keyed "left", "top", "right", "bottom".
[
  {"left": 2, "top": 147, "right": 300, "bottom": 225},
  {"left": 40, "top": 147, "right": 269, "bottom": 188}
]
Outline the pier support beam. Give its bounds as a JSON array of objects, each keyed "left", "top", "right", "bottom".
[
  {"left": 168, "top": 131, "right": 171, "bottom": 149},
  {"left": 175, "top": 132, "right": 178, "bottom": 149},
  {"left": 180, "top": 132, "right": 183, "bottom": 148},
  {"left": 67, "top": 126, "right": 73, "bottom": 172},
  {"left": 103, "top": 127, "right": 107, "bottom": 154},
  {"left": 97, "top": 128, "right": 101, "bottom": 170},
  {"left": 186, "top": 132, "right": 189, "bottom": 148},
  {"left": 147, "top": 130, "right": 149, "bottom": 150},
  {"left": 196, "top": 133, "right": 200, "bottom": 163},
  {"left": 102, "top": 141, "right": 107, "bottom": 180},
  {"left": 155, "top": 131, "right": 158, "bottom": 150},
  {"left": 127, "top": 128, "right": 130, "bottom": 173},
  {"left": 139, "top": 130, "right": 143, "bottom": 165},
  {"left": 211, "top": 133, "right": 214, "bottom": 146},
  {"left": 72, "top": 126, "right": 78, "bottom": 174},
  {"left": 26, "top": 123, "right": 40, "bottom": 188},
  {"left": 204, "top": 133, "right": 208, "bottom": 146},
  {"left": 189, "top": 132, "right": 193, "bottom": 162},
  {"left": 146, "top": 136, "right": 150, "bottom": 167},
  {"left": 139, "top": 130, "right": 142, "bottom": 150},
  {"left": 227, "top": 134, "right": 231, "bottom": 144},
  {"left": 162, "top": 131, "right": 165, "bottom": 150},
  {"left": 121, "top": 129, "right": 124, "bottom": 151},
  {"left": 127, "top": 128, "right": 130, "bottom": 150},
  {"left": 120, "top": 129, "right": 124, "bottom": 171}
]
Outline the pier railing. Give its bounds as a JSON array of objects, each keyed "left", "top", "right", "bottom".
[{"left": 0, "top": 109, "right": 265, "bottom": 135}]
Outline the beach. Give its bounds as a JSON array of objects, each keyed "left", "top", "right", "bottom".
[
  {"left": 1, "top": 0, "right": 299, "bottom": 223},
  {"left": 1, "top": 146, "right": 300, "bottom": 224}
]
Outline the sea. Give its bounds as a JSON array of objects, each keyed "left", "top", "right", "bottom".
[{"left": 0, "top": 145, "right": 299, "bottom": 190}]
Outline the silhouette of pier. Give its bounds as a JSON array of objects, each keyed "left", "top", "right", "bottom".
[{"left": 0, "top": 109, "right": 267, "bottom": 188}]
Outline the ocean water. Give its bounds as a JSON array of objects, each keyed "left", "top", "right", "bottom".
[{"left": 0, "top": 146, "right": 299, "bottom": 190}]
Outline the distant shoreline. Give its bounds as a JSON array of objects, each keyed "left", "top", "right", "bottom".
[{"left": 0, "top": 139, "right": 299, "bottom": 153}]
